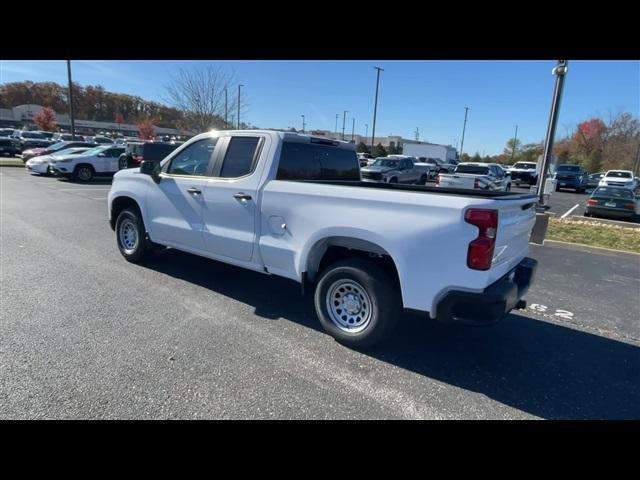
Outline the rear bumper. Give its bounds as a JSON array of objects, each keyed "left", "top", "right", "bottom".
[
  {"left": 435, "top": 257, "right": 538, "bottom": 326},
  {"left": 556, "top": 178, "right": 583, "bottom": 189},
  {"left": 586, "top": 206, "right": 635, "bottom": 219}
]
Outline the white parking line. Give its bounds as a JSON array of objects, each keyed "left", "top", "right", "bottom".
[
  {"left": 561, "top": 203, "right": 580, "bottom": 219},
  {"left": 57, "top": 188, "right": 111, "bottom": 192}
]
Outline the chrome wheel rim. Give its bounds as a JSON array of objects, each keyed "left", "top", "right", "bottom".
[
  {"left": 78, "top": 167, "right": 92, "bottom": 181},
  {"left": 118, "top": 219, "right": 138, "bottom": 254},
  {"left": 326, "top": 279, "right": 372, "bottom": 333}
]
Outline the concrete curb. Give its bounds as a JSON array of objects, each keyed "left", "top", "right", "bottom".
[{"left": 568, "top": 214, "right": 640, "bottom": 229}]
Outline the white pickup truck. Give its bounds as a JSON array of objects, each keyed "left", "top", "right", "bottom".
[
  {"left": 437, "top": 162, "right": 512, "bottom": 191},
  {"left": 108, "top": 130, "right": 538, "bottom": 348}
]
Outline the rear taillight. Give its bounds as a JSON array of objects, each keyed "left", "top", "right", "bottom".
[
  {"left": 465, "top": 208, "right": 498, "bottom": 271},
  {"left": 586, "top": 199, "right": 598, "bottom": 206},
  {"left": 623, "top": 202, "right": 635, "bottom": 210},
  {"left": 435, "top": 174, "right": 440, "bottom": 186}
]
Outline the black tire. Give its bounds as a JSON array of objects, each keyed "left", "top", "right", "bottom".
[
  {"left": 314, "top": 258, "right": 401, "bottom": 348},
  {"left": 418, "top": 174, "right": 428, "bottom": 185},
  {"left": 115, "top": 208, "right": 151, "bottom": 263},
  {"left": 505, "top": 183, "right": 511, "bottom": 192},
  {"left": 73, "top": 164, "right": 94, "bottom": 182},
  {"left": 118, "top": 154, "right": 130, "bottom": 170},
  {"left": 389, "top": 177, "right": 398, "bottom": 184}
]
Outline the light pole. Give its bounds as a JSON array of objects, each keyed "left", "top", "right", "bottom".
[
  {"left": 459, "top": 106, "right": 469, "bottom": 160},
  {"left": 335, "top": 114, "right": 339, "bottom": 136},
  {"left": 510, "top": 125, "right": 519, "bottom": 162},
  {"left": 537, "top": 60, "right": 568, "bottom": 206},
  {"left": 415, "top": 127, "right": 419, "bottom": 141},
  {"left": 351, "top": 117, "right": 355, "bottom": 141},
  {"left": 365, "top": 123, "right": 368, "bottom": 139},
  {"left": 342, "top": 110, "right": 348, "bottom": 141},
  {"left": 237, "top": 84, "right": 244, "bottom": 129},
  {"left": 224, "top": 87, "right": 228, "bottom": 129},
  {"left": 66, "top": 60, "right": 76, "bottom": 140},
  {"left": 371, "top": 66, "right": 384, "bottom": 151},
  {"left": 301, "top": 115, "right": 306, "bottom": 133}
]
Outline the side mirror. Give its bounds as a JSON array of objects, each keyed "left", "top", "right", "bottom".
[{"left": 140, "top": 160, "right": 161, "bottom": 182}]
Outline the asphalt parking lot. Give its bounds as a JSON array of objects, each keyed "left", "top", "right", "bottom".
[{"left": 1, "top": 167, "right": 639, "bottom": 419}]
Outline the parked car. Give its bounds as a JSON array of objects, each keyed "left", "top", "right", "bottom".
[
  {"left": 0, "top": 136, "right": 21, "bottom": 156},
  {"left": 598, "top": 170, "right": 638, "bottom": 191},
  {"left": 21, "top": 140, "right": 96, "bottom": 162},
  {"left": 416, "top": 157, "right": 456, "bottom": 175},
  {"left": 553, "top": 164, "right": 588, "bottom": 193},
  {"left": 360, "top": 156, "right": 427, "bottom": 184},
  {"left": 509, "top": 161, "right": 539, "bottom": 186},
  {"left": 0, "top": 128, "right": 16, "bottom": 138},
  {"left": 49, "top": 144, "right": 125, "bottom": 181},
  {"left": 86, "top": 136, "right": 115, "bottom": 145},
  {"left": 585, "top": 186, "right": 638, "bottom": 220},
  {"left": 118, "top": 141, "right": 182, "bottom": 170},
  {"left": 586, "top": 172, "right": 605, "bottom": 189},
  {"left": 436, "top": 162, "right": 512, "bottom": 191},
  {"left": 25, "top": 147, "right": 91, "bottom": 175},
  {"left": 37, "top": 131, "right": 55, "bottom": 140},
  {"left": 108, "top": 130, "right": 538, "bottom": 348},
  {"left": 11, "top": 130, "right": 52, "bottom": 152},
  {"left": 357, "top": 152, "right": 373, "bottom": 167},
  {"left": 52, "top": 133, "right": 85, "bottom": 142}
]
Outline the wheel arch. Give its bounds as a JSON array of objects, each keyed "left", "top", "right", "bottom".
[{"left": 110, "top": 195, "right": 142, "bottom": 230}]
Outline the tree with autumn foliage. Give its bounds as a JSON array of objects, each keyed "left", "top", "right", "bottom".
[
  {"left": 33, "top": 107, "right": 58, "bottom": 131},
  {"left": 138, "top": 119, "right": 156, "bottom": 140}
]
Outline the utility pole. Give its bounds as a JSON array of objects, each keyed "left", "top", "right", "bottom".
[
  {"left": 415, "top": 127, "right": 419, "bottom": 141},
  {"left": 335, "top": 114, "right": 339, "bottom": 136},
  {"left": 66, "top": 60, "right": 76, "bottom": 140},
  {"left": 351, "top": 117, "right": 355, "bottom": 141},
  {"left": 371, "top": 66, "right": 384, "bottom": 151},
  {"left": 342, "top": 110, "right": 348, "bottom": 141},
  {"left": 459, "top": 107, "right": 469, "bottom": 160},
  {"left": 537, "top": 60, "right": 568, "bottom": 206},
  {"left": 633, "top": 141, "right": 640, "bottom": 176},
  {"left": 301, "top": 114, "right": 306, "bottom": 133},
  {"left": 510, "top": 125, "right": 519, "bottom": 162},
  {"left": 224, "top": 87, "right": 228, "bottom": 129},
  {"left": 237, "top": 84, "right": 244, "bottom": 129}
]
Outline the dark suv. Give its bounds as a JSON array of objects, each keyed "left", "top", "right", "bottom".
[
  {"left": 554, "top": 164, "right": 588, "bottom": 193},
  {"left": 118, "top": 141, "right": 182, "bottom": 170},
  {"left": 11, "top": 130, "right": 52, "bottom": 152}
]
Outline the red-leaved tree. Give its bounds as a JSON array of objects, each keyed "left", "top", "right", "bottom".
[
  {"left": 138, "top": 119, "right": 155, "bottom": 140},
  {"left": 33, "top": 107, "right": 58, "bottom": 131},
  {"left": 572, "top": 118, "right": 608, "bottom": 172}
]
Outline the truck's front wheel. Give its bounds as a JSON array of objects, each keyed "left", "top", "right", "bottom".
[
  {"left": 314, "top": 258, "right": 401, "bottom": 348},
  {"left": 115, "top": 208, "right": 152, "bottom": 263}
]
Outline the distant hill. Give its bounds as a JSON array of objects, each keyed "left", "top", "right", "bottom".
[{"left": 0, "top": 81, "right": 184, "bottom": 129}]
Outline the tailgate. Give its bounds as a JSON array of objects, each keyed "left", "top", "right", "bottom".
[
  {"left": 491, "top": 197, "right": 537, "bottom": 270},
  {"left": 439, "top": 174, "right": 476, "bottom": 189}
]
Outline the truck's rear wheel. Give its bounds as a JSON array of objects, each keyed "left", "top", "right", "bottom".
[{"left": 314, "top": 258, "right": 401, "bottom": 348}]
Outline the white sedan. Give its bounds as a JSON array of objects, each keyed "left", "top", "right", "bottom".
[
  {"left": 598, "top": 170, "right": 638, "bottom": 191},
  {"left": 25, "top": 147, "right": 91, "bottom": 175}
]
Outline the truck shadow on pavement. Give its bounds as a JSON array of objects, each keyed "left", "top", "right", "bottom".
[{"left": 143, "top": 248, "right": 640, "bottom": 420}]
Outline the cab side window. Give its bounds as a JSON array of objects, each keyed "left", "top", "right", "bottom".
[
  {"left": 218, "top": 137, "right": 261, "bottom": 178},
  {"left": 167, "top": 138, "right": 217, "bottom": 176}
]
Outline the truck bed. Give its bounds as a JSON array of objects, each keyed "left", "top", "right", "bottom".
[{"left": 296, "top": 179, "right": 536, "bottom": 200}]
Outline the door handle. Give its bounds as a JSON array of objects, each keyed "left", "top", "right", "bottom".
[
  {"left": 187, "top": 187, "right": 202, "bottom": 195},
  {"left": 233, "top": 192, "right": 252, "bottom": 201}
]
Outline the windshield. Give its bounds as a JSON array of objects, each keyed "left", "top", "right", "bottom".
[
  {"left": 455, "top": 164, "right": 490, "bottom": 175},
  {"left": 52, "top": 148, "right": 88, "bottom": 158},
  {"left": 605, "top": 171, "right": 632, "bottom": 178},
  {"left": 48, "top": 142, "right": 73, "bottom": 151},
  {"left": 513, "top": 162, "right": 537, "bottom": 169},
  {"left": 78, "top": 145, "right": 110, "bottom": 157},
  {"left": 594, "top": 187, "right": 634, "bottom": 199},
  {"left": 557, "top": 165, "right": 581, "bottom": 172},
  {"left": 371, "top": 159, "right": 399, "bottom": 168}
]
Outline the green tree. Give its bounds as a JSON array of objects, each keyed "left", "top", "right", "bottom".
[
  {"left": 471, "top": 152, "right": 482, "bottom": 162},
  {"left": 372, "top": 143, "right": 387, "bottom": 157},
  {"left": 460, "top": 153, "right": 470, "bottom": 162},
  {"left": 356, "top": 142, "right": 370, "bottom": 154}
]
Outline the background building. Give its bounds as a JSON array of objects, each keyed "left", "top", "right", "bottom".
[{"left": 0, "top": 104, "right": 191, "bottom": 138}]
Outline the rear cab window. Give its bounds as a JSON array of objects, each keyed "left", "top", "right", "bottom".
[{"left": 276, "top": 141, "right": 360, "bottom": 181}]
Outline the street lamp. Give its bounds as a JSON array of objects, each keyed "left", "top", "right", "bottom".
[
  {"left": 237, "top": 84, "right": 244, "bottom": 129},
  {"left": 335, "top": 114, "right": 339, "bottom": 136},
  {"left": 510, "top": 125, "right": 519, "bottom": 162},
  {"left": 459, "top": 107, "right": 469, "bottom": 160},
  {"left": 224, "top": 87, "right": 228, "bottom": 129},
  {"left": 351, "top": 117, "right": 355, "bottom": 141},
  {"left": 371, "top": 66, "right": 384, "bottom": 151},
  {"left": 66, "top": 60, "right": 76, "bottom": 140},
  {"left": 301, "top": 114, "right": 306, "bottom": 133},
  {"left": 342, "top": 110, "right": 348, "bottom": 141},
  {"left": 365, "top": 123, "right": 368, "bottom": 139}
]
